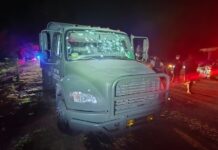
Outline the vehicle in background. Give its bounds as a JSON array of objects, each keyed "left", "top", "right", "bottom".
[
  {"left": 39, "top": 22, "right": 170, "bottom": 135},
  {"left": 197, "top": 62, "right": 212, "bottom": 79},
  {"left": 18, "top": 43, "right": 40, "bottom": 62},
  {"left": 211, "top": 59, "right": 218, "bottom": 80},
  {"left": 198, "top": 47, "right": 218, "bottom": 79}
]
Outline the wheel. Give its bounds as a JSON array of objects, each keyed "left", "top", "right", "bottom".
[
  {"left": 56, "top": 94, "right": 70, "bottom": 134},
  {"left": 56, "top": 88, "right": 83, "bottom": 135}
]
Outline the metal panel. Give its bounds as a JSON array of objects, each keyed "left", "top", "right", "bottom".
[
  {"left": 114, "top": 92, "right": 159, "bottom": 115},
  {"left": 115, "top": 76, "right": 160, "bottom": 97}
]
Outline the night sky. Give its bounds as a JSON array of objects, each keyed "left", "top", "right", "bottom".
[{"left": 1, "top": 0, "right": 218, "bottom": 59}]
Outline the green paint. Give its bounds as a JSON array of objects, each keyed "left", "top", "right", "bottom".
[{"left": 40, "top": 22, "right": 169, "bottom": 134}]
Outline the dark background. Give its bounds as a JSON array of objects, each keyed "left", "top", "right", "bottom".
[{"left": 1, "top": 0, "right": 218, "bottom": 60}]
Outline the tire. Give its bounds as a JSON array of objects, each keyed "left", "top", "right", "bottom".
[
  {"left": 57, "top": 117, "right": 70, "bottom": 134},
  {"left": 56, "top": 94, "right": 70, "bottom": 134}
]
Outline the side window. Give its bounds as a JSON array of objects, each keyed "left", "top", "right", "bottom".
[{"left": 52, "top": 33, "right": 61, "bottom": 58}]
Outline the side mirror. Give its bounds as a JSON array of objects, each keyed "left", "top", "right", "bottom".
[
  {"left": 39, "top": 32, "right": 48, "bottom": 51},
  {"left": 142, "top": 38, "right": 149, "bottom": 61},
  {"left": 131, "top": 35, "right": 149, "bottom": 62}
]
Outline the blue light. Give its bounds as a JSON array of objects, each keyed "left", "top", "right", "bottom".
[{"left": 36, "top": 55, "right": 40, "bottom": 60}]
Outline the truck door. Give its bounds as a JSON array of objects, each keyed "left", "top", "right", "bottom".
[
  {"left": 40, "top": 31, "right": 52, "bottom": 90},
  {"left": 51, "top": 32, "right": 62, "bottom": 86},
  {"left": 40, "top": 31, "right": 62, "bottom": 90}
]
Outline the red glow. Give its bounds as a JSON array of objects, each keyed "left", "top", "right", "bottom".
[
  {"left": 185, "top": 72, "right": 200, "bottom": 81},
  {"left": 18, "top": 59, "right": 25, "bottom": 65},
  {"left": 212, "top": 69, "right": 218, "bottom": 76}
]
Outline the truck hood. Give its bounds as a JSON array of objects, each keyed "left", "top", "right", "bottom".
[
  {"left": 63, "top": 60, "right": 156, "bottom": 112},
  {"left": 65, "top": 59, "right": 155, "bottom": 85}
]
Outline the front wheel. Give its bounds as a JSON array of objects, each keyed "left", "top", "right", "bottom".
[{"left": 56, "top": 94, "right": 70, "bottom": 134}]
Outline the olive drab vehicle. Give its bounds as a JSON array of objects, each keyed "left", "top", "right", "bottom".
[{"left": 39, "top": 22, "right": 170, "bottom": 135}]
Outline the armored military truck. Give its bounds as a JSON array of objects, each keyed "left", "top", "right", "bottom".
[{"left": 39, "top": 22, "right": 169, "bottom": 135}]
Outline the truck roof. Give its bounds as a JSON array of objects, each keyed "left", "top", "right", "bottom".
[{"left": 46, "top": 22, "right": 126, "bottom": 34}]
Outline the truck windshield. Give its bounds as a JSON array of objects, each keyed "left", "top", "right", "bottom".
[{"left": 65, "top": 30, "right": 135, "bottom": 61}]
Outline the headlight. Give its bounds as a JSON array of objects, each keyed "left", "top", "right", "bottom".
[
  {"left": 168, "top": 64, "right": 173, "bottom": 68},
  {"left": 69, "top": 91, "right": 97, "bottom": 104},
  {"left": 183, "top": 65, "right": 186, "bottom": 69}
]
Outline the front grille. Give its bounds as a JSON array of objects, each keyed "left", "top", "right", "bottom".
[
  {"left": 114, "top": 75, "right": 160, "bottom": 115},
  {"left": 115, "top": 76, "right": 160, "bottom": 97}
]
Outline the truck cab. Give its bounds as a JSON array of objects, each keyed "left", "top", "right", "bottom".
[{"left": 39, "top": 22, "right": 169, "bottom": 135}]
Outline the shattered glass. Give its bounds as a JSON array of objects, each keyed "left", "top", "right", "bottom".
[{"left": 66, "top": 30, "right": 134, "bottom": 60}]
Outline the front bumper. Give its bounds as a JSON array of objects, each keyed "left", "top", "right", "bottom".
[{"left": 65, "top": 103, "right": 163, "bottom": 136}]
